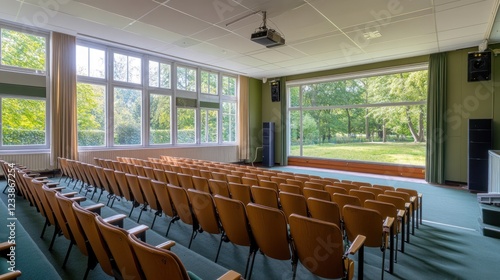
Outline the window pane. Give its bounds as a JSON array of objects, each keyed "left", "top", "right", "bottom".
[
  {"left": 201, "top": 71, "right": 218, "bottom": 95},
  {"left": 289, "top": 86, "right": 300, "bottom": 107},
  {"left": 222, "top": 75, "right": 236, "bottom": 96},
  {"left": 150, "top": 94, "right": 171, "bottom": 144},
  {"left": 177, "top": 108, "right": 195, "bottom": 144},
  {"left": 149, "top": 61, "right": 171, "bottom": 89},
  {"left": 76, "top": 45, "right": 89, "bottom": 76},
  {"left": 114, "top": 87, "right": 142, "bottom": 145},
  {"left": 1, "top": 29, "right": 46, "bottom": 72},
  {"left": 2, "top": 98, "right": 46, "bottom": 145},
  {"left": 128, "top": 56, "right": 142, "bottom": 84},
  {"left": 113, "top": 53, "right": 127, "bottom": 81},
  {"left": 149, "top": 61, "right": 159, "bottom": 87},
  {"left": 77, "top": 83, "right": 105, "bottom": 146},
  {"left": 201, "top": 109, "right": 218, "bottom": 143},
  {"left": 289, "top": 110, "right": 300, "bottom": 156},
  {"left": 89, "top": 48, "right": 105, "bottom": 78},
  {"left": 160, "top": 63, "right": 171, "bottom": 89},
  {"left": 222, "top": 102, "right": 236, "bottom": 142},
  {"left": 177, "top": 66, "right": 196, "bottom": 92}
]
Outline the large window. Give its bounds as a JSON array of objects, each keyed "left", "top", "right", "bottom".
[
  {"left": 77, "top": 83, "right": 105, "bottom": 146},
  {"left": 76, "top": 42, "right": 238, "bottom": 149},
  {"left": 0, "top": 25, "right": 49, "bottom": 150},
  {"left": 288, "top": 67, "right": 427, "bottom": 166},
  {"left": 114, "top": 88, "right": 142, "bottom": 145},
  {"left": 1, "top": 98, "right": 46, "bottom": 146},
  {"left": 150, "top": 94, "right": 171, "bottom": 145}
]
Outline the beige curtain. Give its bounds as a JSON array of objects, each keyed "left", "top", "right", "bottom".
[
  {"left": 238, "top": 76, "right": 250, "bottom": 161},
  {"left": 51, "top": 32, "right": 78, "bottom": 165}
]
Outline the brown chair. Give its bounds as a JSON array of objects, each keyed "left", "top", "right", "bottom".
[
  {"left": 365, "top": 199, "right": 404, "bottom": 266},
  {"left": 208, "top": 179, "right": 231, "bottom": 198},
  {"left": 251, "top": 186, "right": 279, "bottom": 209},
  {"left": 343, "top": 205, "right": 394, "bottom": 280},
  {"left": 138, "top": 176, "right": 162, "bottom": 229},
  {"left": 270, "top": 176, "right": 287, "bottom": 186},
  {"left": 125, "top": 174, "right": 148, "bottom": 223},
  {"left": 187, "top": 189, "right": 224, "bottom": 261},
  {"left": 211, "top": 172, "right": 227, "bottom": 182},
  {"left": 72, "top": 202, "right": 127, "bottom": 278},
  {"left": 258, "top": 180, "right": 279, "bottom": 192},
  {"left": 95, "top": 215, "right": 165, "bottom": 280},
  {"left": 241, "top": 177, "right": 259, "bottom": 186},
  {"left": 153, "top": 169, "right": 168, "bottom": 183},
  {"left": 351, "top": 181, "right": 372, "bottom": 188},
  {"left": 166, "top": 184, "right": 200, "bottom": 247},
  {"left": 177, "top": 173, "right": 195, "bottom": 190},
  {"left": 303, "top": 181, "right": 324, "bottom": 190},
  {"left": 332, "top": 182, "right": 359, "bottom": 192},
  {"left": 302, "top": 187, "right": 331, "bottom": 201},
  {"left": 226, "top": 174, "right": 242, "bottom": 184},
  {"left": 199, "top": 170, "right": 213, "bottom": 180},
  {"left": 289, "top": 214, "right": 365, "bottom": 280},
  {"left": 385, "top": 190, "right": 415, "bottom": 236},
  {"left": 128, "top": 234, "right": 240, "bottom": 280},
  {"left": 246, "top": 203, "right": 297, "bottom": 278},
  {"left": 165, "top": 171, "right": 180, "bottom": 186},
  {"left": 306, "top": 197, "right": 341, "bottom": 228},
  {"left": 373, "top": 184, "right": 395, "bottom": 192},
  {"left": 286, "top": 179, "right": 304, "bottom": 191},
  {"left": 331, "top": 193, "right": 361, "bottom": 214},
  {"left": 113, "top": 171, "right": 136, "bottom": 215},
  {"left": 396, "top": 187, "right": 423, "bottom": 227},
  {"left": 309, "top": 178, "right": 332, "bottom": 187},
  {"left": 191, "top": 176, "right": 210, "bottom": 193},
  {"left": 359, "top": 186, "right": 384, "bottom": 197},
  {"left": 150, "top": 180, "right": 176, "bottom": 220},
  {"left": 325, "top": 185, "right": 348, "bottom": 197},
  {"left": 228, "top": 182, "right": 252, "bottom": 206},
  {"left": 349, "top": 189, "right": 375, "bottom": 207},
  {"left": 324, "top": 177, "right": 341, "bottom": 184},
  {"left": 278, "top": 192, "right": 308, "bottom": 222},
  {"left": 103, "top": 169, "right": 125, "bottom": 207},
  {"left": 278, "top": 183, "right": 301, "bottom": 195},
  {"left": 377, "top": 194, "right": 408, "bottom": 247}
]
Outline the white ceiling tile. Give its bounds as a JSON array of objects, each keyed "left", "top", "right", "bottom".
[
  {"left": 123, "top": 21, "right": 184, "bottom": 44},
  {"left": 249, "top": 50, "right": 294, "bottom": 63},
  {"left": 165, "top": 0, "right": 249, "bottom": 24},
  {"left": 72, "top": 0, "right": 160, "bottom": 20},
  {"left": 435, "top": 1, "right": 492, "bottom": 32},
  {"left": 140, "top": 5, "right": 212, "bottom": 36},
  {"left": 232, "top": 55, "right": 268, "bottom": 67},
  {"left": 208, "top": 33, "right": 263, "bottom": 53},
  {"left": 190, "top": 26, "right": 231, "bottom": 41}
]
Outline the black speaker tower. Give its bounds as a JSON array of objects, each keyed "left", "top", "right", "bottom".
[
  {"left": 467, "top": 52, "right": 491, "bottom": 82},
  {"left": 468, "top": 119, "right": 492, "bottom": 193}
]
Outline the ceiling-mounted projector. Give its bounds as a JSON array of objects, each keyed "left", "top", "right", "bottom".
[
  {"left": 251, "top": 28, "right": 285, "bottom": 48},
  {"left": 250, "top": 11, "right": 285, "bottom": 48}
]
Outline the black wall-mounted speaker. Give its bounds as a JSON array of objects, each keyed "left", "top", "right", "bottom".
[
  {"left": 467, "top": 52, "right": 491, "bottom": 82},
  {"left": 271, "top": 80, "right": 280, "bottom": 102}
]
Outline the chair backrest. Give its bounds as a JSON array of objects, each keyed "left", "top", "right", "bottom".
[
  {"left": 114, "top": 171, "right": 133, "bottom": 201},
  {"left": 166, "top": 184, "right": 195, "bottom": 225},
  {"left": 289, "top": 214, "right": 345, "bottom": 279},
  {"left": 251, "top": 186, "right": 279, "bottom": 209},
  {"left": 94, "top": 216, "right": 143, "bottom": 279},
  {"left": 385, "top": 190, "right": 411, "bottom": 203},
  {"left": 377, "top": 194, "right": 406, "bottom": 210},
  {"left": 72, "top": 203, "right": 115, "bottom": 276},
  {"left": 102, "top": 168, "right": 123, "bottom": 198},
  {"left": 191, "top": 176, "right": 210, "bottom": 193},
  {"left": 199, "top": 170, "right": 213, "bottom": 180},
  {"left": 257, "top": 174, "right": 270, "bottom": 182},
  {"left": 128, "top": 234, "right": 189, "bottom": 280},
  {"left": 303, "top": 187, "right": 331, "bottom": 201},
  {"left": 211, "top": 172, "right": 227, "bottom": 182},
  {"left": 241, "top": 177, "right": 259, "bottom": 186},
  {"left": 279, "top": 192, "right": 308, "bottom": 222},
  {"left": 55, "top": 192, "right": 89, "bottom": 256},
  {"left": 134, "top": 165, "right": 146, "bottom": 177},
  {"left": 228, "top": 183, "right": 252, "bottom": 206},
  {"left": 126, "top": 174, "right": 146, "bottom": 204},
  {"left": 278, "top": 183, "right": 301, "bottom": 195},
  {"left": 303, "top": 181, "right": 324, "bottom": 190},
  {"left": 213, "top": 195, "right": 254, "bottom": 247},
  {"left": 325, "top": 185, "right": 348, "bottom": 196},
  {"left": 150, "top": 180, "right": 175, "bottom": 217},
  {"left": 396, "top": 187, "right": 419, "bottom": 206},
  {"left": 349, "top": 189, "right": 375, "bottom": 206},
  {"left": 364, "top": 199, "right": 398, "bottom": 232},
  {"left": 331, "top": 193, "right": 361, "bottom": 214},
  {"left": 373, "top": 184, "right": 395, "bottom": 192},
  {"left": 226, "top": 174, "right": 242, "bottom": 184},
  {"left": 309, "top": 178, "right": 331, "bottom": 187},
  {"left": 138, "top": 176, "right": 160, "bottom": 211},
  {"left": 352, "top": 181, "right": 372, "bottom": 188},
  {"left": 143, "top": 167, "right": 155, "bottom": 180},
  {"left": 187, "top": 189, "right": 221, "bottom": 234},
  {"left": 153, "top": 169, "right": 168, "bottom": 183},
  {"left": 246, "top": 203, "right": 291, "bottom": 260},
  {"left": 177, "top": 173, "right": 194, "bottom": 190},
  {"left": 258, "top": 180, "right": 279, "bottom": 192},
  {"left": 343, "top": 205, "right": 383, "bottom": 247},
  {"left": 208, "top": 179, "right": 231, "bottom": 198},
  {"left": 286, "top": 179, "right": 304, "bottom": 189},
  {"left": 270, "top": 176, "right": 287, "bottom": 186},
  {"left": 332, "top": 182, "right": 359, "bottom": 192},
  {"left": 41, "top": 184, "right": 72, "bottom": 240},
  {"left": 359, "top": 186, "right": 384, "bottom": 197},
  {"left": 306, "top": 197, "right": 341, "bottom": 227},
  {"left": 165, "top": 171, "right": 180, "bottom": 186},
  {"left": 95, "top": 166, "right": 113, "bottom": 195},
  {"left": 324, "top": 177, "right": 341, "bottom": 184}
]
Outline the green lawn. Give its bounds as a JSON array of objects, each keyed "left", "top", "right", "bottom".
[{"left": 290, "top": 142, "right": 426, "bottom": 166}]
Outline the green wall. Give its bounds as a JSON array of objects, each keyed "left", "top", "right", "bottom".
[
  {"left": 248, "top": 78, "right": 263, "bottom": 164},
  {"left": 254, "top": 49, "right": 500, "bottom": 183}
]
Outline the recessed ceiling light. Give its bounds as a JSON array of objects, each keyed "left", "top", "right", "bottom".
[{"left": 363, "top": 31, "right": 382, "bottom": 40}]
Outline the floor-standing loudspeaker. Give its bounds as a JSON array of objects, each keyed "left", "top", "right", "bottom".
[
  {"left": 468, "top": 119, "right": 492, "bottom": 193},
  {"left": 262, "top": 122, "right": 275, "bottom": 167}
]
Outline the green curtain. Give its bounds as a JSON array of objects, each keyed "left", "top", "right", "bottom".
[
  {"left": 280, "top": 77, "right": 288, "bottom": 165},
  {"left": 425, "top": 52, "right": 447, "bottom": 184}
]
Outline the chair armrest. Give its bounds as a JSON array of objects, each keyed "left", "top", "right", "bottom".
[
  {"left": 34, "top": 176, "right": 47, "bottom": 180},
  {"left": 0, "top": 242, "right": 14, "bottom": 252},
  {"left": 156, "top": 240, "right": 176, "bottom": 250},
  {"left": 410, "top": 196, "right": 416, "bottom": 203},
  {"left": 346, "top": 234, "right": 366, "bottom": 255},
  {"left": 397, "top": 210, "right": 405, "bottom": 218},
  {"left": 69, "top": 196, "right": 87, "bottom": 203},
  {"left": 61, "top": 191, "right": 78, "bottom": 197},
  {"left": 383, "top": 217, "right": 394, "bottom": 233},
  {"left": 127, "top": 225, "right": 149, "bottom": 236},
  {"left": 103, "top": 214, "right": 127, "bottom": 227},
  {"left": 216, "top": 270, "right": 242, "bottom": 280},
  {"left": 84, "top": 203, "right": 105, "bottom": 213},
  {"left": 0, "top": 270, "right": 22, "bottom": 280},
  {"left": 46, "top": 182, "right": 60, "bottom": 187}
]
